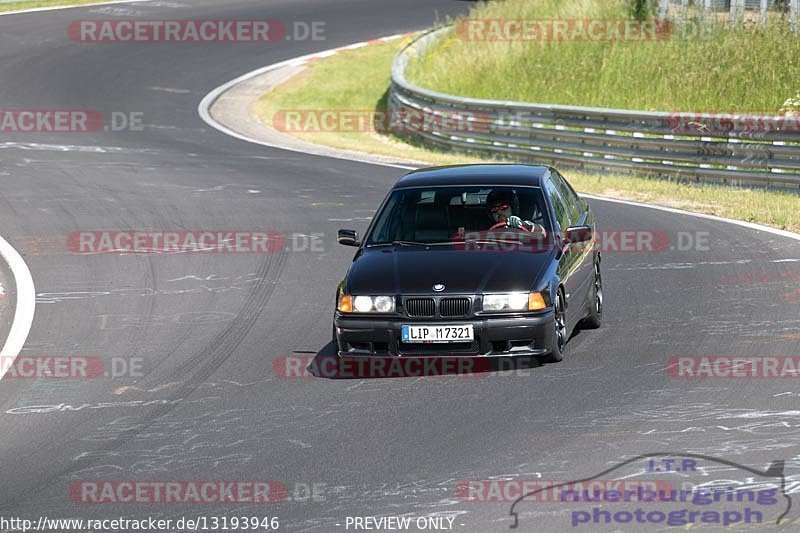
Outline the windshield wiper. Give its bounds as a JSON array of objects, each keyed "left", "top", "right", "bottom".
[
  {"left": 464, "top": 238, "right": 526, "bottom": 245},
  {"left": 366, "top": 240, "right": 428, "bottom": 247},
  {"left": 369, "top": 238, "right": 535, "bottom": 247}
]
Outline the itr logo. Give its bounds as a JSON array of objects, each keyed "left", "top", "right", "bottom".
[{"left": 646, "top": 458, "right": 697, "bottom": 472}]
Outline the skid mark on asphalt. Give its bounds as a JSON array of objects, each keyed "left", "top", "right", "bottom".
[
  {"left": 0, "top": 243, "right": 288, "bottom": 509},
  {"left": 0, "top": 142, "right": 160, "bottom": 154},
  {"left": 113, "top": 381, "right": 183, "bottom": 395},
  {"left": 93, "top": 311, "right": 236, "bottom": 330},
  {"left": 36, "top": 275, "right": 263, "bottom": 303},
  {"left": 58, "top": 382, "right": 332, "bottom": 481},
  {"left": 112, "top": 377, "right": 271, "bottom": 396},
  {"left": 608, "top": 258, "right": 800, "bottom": 271},
  {"left": 63, "top": 249, "right": 288, "bottom": 471},
  {"left": 88, "top": 0, "right": 188, "bottom": 15},
  {"left": 147, "top": 86, "right": 192, "bottom": 94}
]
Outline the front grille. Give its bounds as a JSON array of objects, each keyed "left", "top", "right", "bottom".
[
  {"left": 406, "top": 297, "right": 435, "bottom": 317},
  {"left": 440, "top": 297, "right": 471, "bottom": 318},
  {"left": 398, "top": 341, "right": 478, "bottom": 355}
]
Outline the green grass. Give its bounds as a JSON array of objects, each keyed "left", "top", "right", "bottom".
[
  {"left": 0, "top": 0, "right": 109, "bottom": 12},
  {"left": 255, "top": 36, "right": 495, "bottom": 166},
  {"left": 254, "top": 34, "right": 800, "bottom": 233},
  {"left": 405, "top": 0, "right": 800, "bottom": 112}
]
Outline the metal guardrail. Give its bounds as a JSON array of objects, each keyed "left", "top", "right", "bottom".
[{"left": 388, "top": 27, "right": 800, "bottom": 189}]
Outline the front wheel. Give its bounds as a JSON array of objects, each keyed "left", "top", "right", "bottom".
[
  {"left": 581, "top": 261, "right": 603, "bottom": 329},
  {"left": 540, "top": 290, "right": 567, "bottom": 363}
]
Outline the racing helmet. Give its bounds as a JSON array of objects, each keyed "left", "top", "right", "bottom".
[{"left": 486, "top": 189, "right": 519, "bottom": 213}]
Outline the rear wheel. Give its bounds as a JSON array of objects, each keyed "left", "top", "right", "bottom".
[
  {"left": 541, "top": 290, "right": 567, "bottom": 363},
  {"left": 582, "top": 261, "right": 603, "bottom": 329}
]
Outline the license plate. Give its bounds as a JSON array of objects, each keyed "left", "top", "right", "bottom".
[{"left": 401, "top": 324, "right": 474, "bottom": 343}]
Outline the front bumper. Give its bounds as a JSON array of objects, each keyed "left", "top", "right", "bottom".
[{"left": 334, "top": 311, "right": 556, "bottom": 358}]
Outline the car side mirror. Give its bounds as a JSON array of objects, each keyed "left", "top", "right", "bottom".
[
  {"left": 337, "top": 229, "right": 360, "bottom": 247},
  {"left": 564, "top": 226, "right": 592, "bottom": 244}
]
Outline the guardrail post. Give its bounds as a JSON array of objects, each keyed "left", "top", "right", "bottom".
[
  {"left": 730, "top": 0, "right": 745, "bottom": 28},
  {"left": 695, "top": 0, "right": 712, "bottom": 25},
  {"left": 760, "top": 0, "right": 768, "bottom": 26},
  {"left": 657, "top": 0, "right": 669, "bottom": 19}
]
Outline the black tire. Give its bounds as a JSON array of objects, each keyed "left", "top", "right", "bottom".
[
  {"left": 582, "top": 260, "right": 603, "bottom": 329},
  {"left": 540, "top": 289, "right": 567, "bottom": 363}
]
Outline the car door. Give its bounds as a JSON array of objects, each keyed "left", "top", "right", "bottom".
[
  {"left": 543, "top": 177, "right": 581, "bottom": 324},
  {"left": 552, "top": 170, "right": 595, "bottom": 313}
]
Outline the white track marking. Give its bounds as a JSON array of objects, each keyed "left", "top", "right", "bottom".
[
  {"left": 198, "top": 36, "right": 417, "bottom": 170},
  {"left": 580, "top": 194, "right": 800, "bottom": 243},
  {"left": 0, "top": 234, "right": 36, "bottom": 379},
  {"left": 198, "top": 37, "right": 800, "bottom": 244},
  {"left": 0, "top": 0, "right": 146, "bottom": 17}
]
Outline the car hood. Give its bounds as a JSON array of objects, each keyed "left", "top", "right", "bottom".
[{"left": 345, "top": 246, "right": 556, "bottom": 295}]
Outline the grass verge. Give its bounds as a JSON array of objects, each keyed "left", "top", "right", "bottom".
[
  {"left": 254, "top": 37, "right": 800, "bottom": 233},
  {"left": 405, "top": 0, "right": 800, "bottom": 112}
]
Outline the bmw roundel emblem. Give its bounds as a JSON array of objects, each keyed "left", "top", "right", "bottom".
[{"left": 433, "top": 283, "right": 445, "bottom": 292}]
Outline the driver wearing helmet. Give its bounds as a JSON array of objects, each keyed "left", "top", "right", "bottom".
[{"left": 486, "top": 190, "right": 546, "bottom": 234}]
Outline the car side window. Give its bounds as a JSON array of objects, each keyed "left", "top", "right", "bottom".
[
  {"left": 552, "top": 171, "right": 583, "bottom": 224},
  {"left": 544, "top": 179, "right": 571, "bottom": 231}
]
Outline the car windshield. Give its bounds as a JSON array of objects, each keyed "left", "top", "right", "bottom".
[{"left": 365, "top": 186, "right": 552, "bottom": 247}]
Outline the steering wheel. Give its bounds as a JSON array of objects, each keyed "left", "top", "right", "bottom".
[{"left": 489, "top": 221, "right": 531, "bottom": 232}]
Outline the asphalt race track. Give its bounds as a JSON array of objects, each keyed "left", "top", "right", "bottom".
[{"left": 0, "top": 1, "right": 799, "bottom": 531}]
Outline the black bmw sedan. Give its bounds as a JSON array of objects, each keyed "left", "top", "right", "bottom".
[{"left": 333, "top": 164, "right": 602, "bottom": 363}]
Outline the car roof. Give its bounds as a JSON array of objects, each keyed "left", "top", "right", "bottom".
[{"left": 393, "top": 164, "right": 552, "bottom": 189}]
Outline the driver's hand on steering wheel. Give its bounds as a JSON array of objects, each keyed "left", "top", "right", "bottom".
[
  {"left": 507, "top": 216, "right": 547, "bottom": 237},
  {"left": 506, "top": 215, "right": 524, "bottom": 229}
]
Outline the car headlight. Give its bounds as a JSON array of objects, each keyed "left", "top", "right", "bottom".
[
  {"left": 354, "top": 296, "right": 373, "bottom": 312},
  {"left": 373, "top": 296, "right": 395, "bottom": 313},
  {"left": 483, "top": 292, "right": 547, "bottom": 312},
  {"left": 339, "top": 294, "right": 395, "bottom": 313}
]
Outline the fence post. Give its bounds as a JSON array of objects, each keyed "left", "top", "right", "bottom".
[
  {"left": 792, "top": 0, "right": 799, "bottom": 33},
  {"left": 730, "top": 0, "right": 745, "bottom": 28},
  {"left": 697, "top": 0, "right": 713, "bottom": 25},
  {"left": 658, "top": 0, "right": 669, "bottom": 19},
  {"left": 760, "top": 0, "right": 768, "bottom": 26}
]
